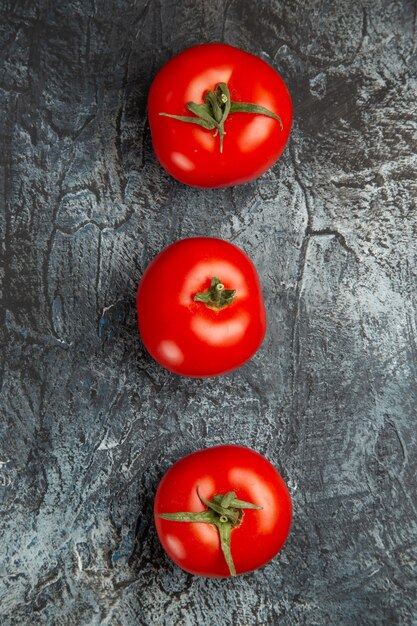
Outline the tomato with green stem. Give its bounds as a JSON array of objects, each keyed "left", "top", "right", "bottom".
[
  {"left": 136, "top": 237, "right": 266, "bottom": 378},
  {"left": 154, "top": 445, "right": 292, "bottom": 578},
  {"left": 148, "top": 43, "right": 292, "bottom": 187}
]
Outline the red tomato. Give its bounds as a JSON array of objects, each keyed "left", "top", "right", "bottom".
[
  {"left": 154, "top": 445, "right": 292, "bottom": 578},
  {"left": 148, "top": 43, "right": 292, "bottom": 187},
  {"left": 136, "top": 237, "right": 266, "bottom": 377}
]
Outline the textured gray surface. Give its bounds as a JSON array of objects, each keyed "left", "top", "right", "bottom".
[{"left": 1, "top": 0, "right": 417, "bottom": 624}]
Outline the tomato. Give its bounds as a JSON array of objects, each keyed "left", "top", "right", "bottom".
[
  {"left": 148, "top": 43, "right": 292, "bottom": 188},
  {"left": 154, "top": 445, "right": 292, "bottom": 577},
  {"left": 136, "top": 237, "right": 266, "bottom": 377}
]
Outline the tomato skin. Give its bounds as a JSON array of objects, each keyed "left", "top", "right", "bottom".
[
  {"left": 148, "top": 43, "right": 292, "bottom": 188},
  {"left": 154, "top": 445, "right": 292, "bottom": 578},
  {"left": 136, "top": 238, "right": 266, "bottom": 377}
]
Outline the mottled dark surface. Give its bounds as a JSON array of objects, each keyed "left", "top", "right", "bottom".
[{"left": 1, "top": 0, "right": 416, "bottom": 624}]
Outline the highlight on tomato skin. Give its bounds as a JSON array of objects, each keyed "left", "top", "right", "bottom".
[
  {"left": 154, "top": 445, "right": 292, "bottom": 578},
  {"left": 136, "top": 237, "right": 267, "bottom": 378},
  {"left": 148, "top": 43, "right": 292, "bottom": 188}
]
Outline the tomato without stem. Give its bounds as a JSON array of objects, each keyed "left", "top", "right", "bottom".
[
  {"left": 136, "top": 237, "right": 266, "bottom": 377},
  {"left": 148, "top": 43, "right": 292, "bottom": 188},
  {"left": 154, "top": 445, "right": 292, "bottom": 578}
]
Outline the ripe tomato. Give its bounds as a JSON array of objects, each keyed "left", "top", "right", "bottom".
[
  {"left": 154, "top": 445, "right": 292, "bottom": 577},
  {"left": 136, "top": 237, "right": 266, "bottom": 377},
  {"left": 148, "top": 43, "right": 292, "bottom": 188}
]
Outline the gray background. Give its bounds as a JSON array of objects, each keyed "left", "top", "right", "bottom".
[{"left": 1, "top": 0, "right": 416, "bottom": 624}]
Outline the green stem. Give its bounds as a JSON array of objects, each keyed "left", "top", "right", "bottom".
[
  {"left": 197, "top": 486, "right": 239, "bottom": 524},
  {"left": 156, "top": 486, "right": 262, "bottom": 577},
  {"left": 159, "top": 82, "right": 282, "bottom": 153},
  {"left": 194, "top": 277, "right": 236, "bottom": 310}
]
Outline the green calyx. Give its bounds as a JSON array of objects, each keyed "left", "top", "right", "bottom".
[
  {"left": 157, "top": 486, "right": 262, "bottom": 577},
  {"left": 159, "top": 82, "right": 283, "bottom": 153},
  {"left": 194, "top": 277, "right": 236, "bottom": 310}
]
